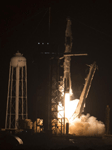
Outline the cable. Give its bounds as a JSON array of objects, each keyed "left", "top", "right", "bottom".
[
  {"left": 28, "top": 9, "right": 48, "bottom": 38},
  {"left": 23, "top": 8, "right": 48, "bottom": 50},
  {"left": 1, "top": 8, "right": 47, "bottom": 36},
  {"left": 74, "top": 19, "right": 112, "bottom": 38}
]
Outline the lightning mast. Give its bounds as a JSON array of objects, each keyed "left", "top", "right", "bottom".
[{"left": 105, "top": 105, "right": 110, "bottom": 135}]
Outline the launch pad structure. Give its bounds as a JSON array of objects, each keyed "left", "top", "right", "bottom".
[
  {"left": 48, "top": 18, "right": 89, "bottom": 134},
  {"left": 4, "top": 17, "right": 98, "bottom": 136}
]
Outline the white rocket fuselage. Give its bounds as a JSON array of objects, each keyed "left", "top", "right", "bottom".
[
  {"left": 64, "top": 18, "right": 72, "bottom": 94},
  {"left": 64, "top": 56, "right": 71, "bottom": 93}
]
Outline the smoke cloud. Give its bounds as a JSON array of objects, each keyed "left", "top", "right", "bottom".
[{"left": 69, "top": 113, "right": 105, "bottom": 136}]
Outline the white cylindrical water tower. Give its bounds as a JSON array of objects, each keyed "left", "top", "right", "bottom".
[{"left": 5, "top": 52, "right": 28, "bottom": 130}]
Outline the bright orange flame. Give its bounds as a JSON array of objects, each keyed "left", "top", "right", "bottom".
[
  {"left": 58, "top": 93, "right": 79, "bottom": 122},
  {"left": 65, "top": 93, "right": 79, "bottom": 122},
  {"left": 65, "top": 93, "right": 70, "bottom": 120}
]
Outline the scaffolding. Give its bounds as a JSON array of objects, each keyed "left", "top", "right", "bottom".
[{"left": 48, "top": 56, "right": 65, "bottom": 134}]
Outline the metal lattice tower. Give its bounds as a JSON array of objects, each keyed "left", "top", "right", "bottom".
[
  {"left": 48, "top": 18, "right": 87, "bottom": 134},
  {"left": 48, "top": 57, "right": 64, "bottom": 134},
  {"left": 5, "top": 52, "right": 28, "bottom": 130}
]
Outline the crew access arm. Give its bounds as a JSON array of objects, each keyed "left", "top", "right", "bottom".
[{"left": 70, "top": 62, "right": 98, "bottom": 121}]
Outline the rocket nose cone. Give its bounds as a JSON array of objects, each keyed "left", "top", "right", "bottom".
[{"left": 66, "top": 16, "right": 71, "bottom": 21}]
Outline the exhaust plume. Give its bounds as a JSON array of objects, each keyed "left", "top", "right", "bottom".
[{"left": 69, "top": 113, "right": 105, "bottom": 136}]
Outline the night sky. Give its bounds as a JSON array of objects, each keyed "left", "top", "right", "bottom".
[{"left": 0, "top": 1, "right": 112, "bottom": 132}]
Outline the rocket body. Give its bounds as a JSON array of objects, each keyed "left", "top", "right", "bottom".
[
  {"left": 64, "top": 56, "right": 71, "bottom": 93},
  {"left": 64, "top": 18, "right": 72, "bottom": 94}
]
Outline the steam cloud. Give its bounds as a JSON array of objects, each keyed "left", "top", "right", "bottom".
[{"left": 69, "top": 113, "right": 105, "bottom": 136}]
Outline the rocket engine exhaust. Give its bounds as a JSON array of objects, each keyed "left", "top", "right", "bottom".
[
  {"left": 57, "top": 18, "right": 105, "bottom": 136},
  {"left": 69, "top": 113, "right": 105, "bottom": 136}
]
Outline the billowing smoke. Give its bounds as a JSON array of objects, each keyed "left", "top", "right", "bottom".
[{"left": 69, "top": 113, "right": 105, "bottom": 136}]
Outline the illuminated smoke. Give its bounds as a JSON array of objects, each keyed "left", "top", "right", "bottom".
[
  {"left": 57, "top": 93, "right": 105, "bottom": 136},
  {"left": 69, "top": 113, "right": 105, "bottom": 136}
]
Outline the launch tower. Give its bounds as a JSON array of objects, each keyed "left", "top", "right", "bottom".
[
  {"left": 48, "top": 18, "right": 88, "bottom": 134},
  {"left": 5, "top": 52, "right": 28, "bottom": 130}
]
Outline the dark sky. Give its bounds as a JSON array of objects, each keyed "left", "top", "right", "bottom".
[{"left": 0, "top": 0, "right": 112, "bottom": 132}]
